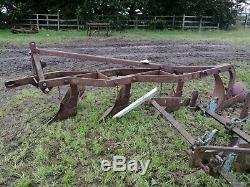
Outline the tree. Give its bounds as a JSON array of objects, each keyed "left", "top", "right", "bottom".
[{"left": 0, "top": 0, "right": 248, "bottom": 28}]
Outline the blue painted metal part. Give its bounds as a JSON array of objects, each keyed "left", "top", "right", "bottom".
[
  {"left": 223, "top": 138, "right": 247, "bottom": 172},
  {"left": 209, "top": 99, "right": 218, "bottom": 113},
  {"left": 223, "top": 152, "right": 237, "bottom": 172}
]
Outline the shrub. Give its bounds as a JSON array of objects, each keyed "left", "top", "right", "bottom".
[{"left": 147, "top": 19, "right": 166, "bottom": 30}]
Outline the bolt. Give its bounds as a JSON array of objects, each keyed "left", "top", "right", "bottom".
[{"left": 42, "top": 82, "right": 47, "bottom": 87}]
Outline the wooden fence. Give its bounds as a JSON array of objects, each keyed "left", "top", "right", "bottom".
[
  {"left": 17, "top": 13, "right": 219, "bottom": 31},
  {"left": 237, "top": 13, "right": 250, "bottom": 28},
  {"left": 98, "top": 14, "right": 220, "bottom": 30},
  {"left": 18, "top": 13, "right": 80, "bottom": 30}
]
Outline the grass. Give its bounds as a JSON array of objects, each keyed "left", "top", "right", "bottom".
[
  {"left": 2, "top": 29, "right": 250, "bottom": 47},
  {"left": 0, "top": 29, "right": 87, "bottom": 47},
  {"left": 113, "top": 29, "right": 250, "bottom": 44},
  {"left": 0, "top": 65, "right": 249, "bottom": 186}
]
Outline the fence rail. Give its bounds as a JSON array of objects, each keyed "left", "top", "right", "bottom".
[
  {"left": 18, "top": 13, "right": 80, "bottom": 30},
  {"left": 17, "top": 13, "right": 219, "bottom": 31},
  {"left": 98, "top": 14, "right": 219, "bottom": 30},
  {"left": 237, "top": 13, "right": 250, "bottom": 28}
]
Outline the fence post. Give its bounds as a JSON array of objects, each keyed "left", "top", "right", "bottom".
[
  {"left": 182, "top": 14, "right": 185, "bottom": 30},
  {"left": 46, "top": 14, "right": 49, "bottom": 27},
  {"left": 57, "top": 11, "right": 60, "bottom": 31},
  {"left": 154, "top": 16, "right": 156, "bottom": 30},
  {"left": 135, "top": 15, "right": 138, "bottom": 29},
  {"left": 199, "top": 16, "right": 202, "bottom": 31},
  {"left": 36, "top": 14, "right": 39, "bottom": 30},
  {"left": 245, "top": 15, "right": 248, "bottom": 28},
  {"left": 77, "top": 15, "right": 80, "bottom": 31},
  {"left": 172, "top": 14, "right": 175, "bottom": 27},
  {"left": 217, "top": 23, "right": 220, "bottom": 31}
]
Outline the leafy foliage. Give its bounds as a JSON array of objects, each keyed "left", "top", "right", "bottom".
[{"left": 0, "top": 0, "right": 248, "bottom": 28}]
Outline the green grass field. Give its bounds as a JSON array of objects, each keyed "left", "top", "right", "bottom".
[
  {"left": 0, "top": 29, "right": 87, "bottom": 47},
  {"left": 0, "top": 29, "right": 250, "bottom": 186},
  {"left": 114, "top": 29, "right": 250, "bottom": 43},
  {"left": 1, "top": 29, "right": 250, "bottom": 46},
  {"left": 1, "top": 76, "right": 249, "bottom": 187}
]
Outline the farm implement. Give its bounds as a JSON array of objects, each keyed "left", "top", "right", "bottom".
[
  {"left": 5, "top": 42, "right": 250, "bottom": 186},
  {"left": 11, "top": 26, "right": 38, "bottom": 34}
]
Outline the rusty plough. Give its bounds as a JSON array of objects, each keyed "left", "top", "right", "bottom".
[{"left": 5, "top": 42, "right": 250, "bottom": 186}]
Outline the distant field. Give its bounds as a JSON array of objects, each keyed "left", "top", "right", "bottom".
[
  {"left": 114, "top": 29, "right": 250, "bottom": 43},
  {"left": 1, "top": 29, "right": 250, "bottom": 46},
  {"left": 0, "top": 29, "right": 87, "bottom": 46}
]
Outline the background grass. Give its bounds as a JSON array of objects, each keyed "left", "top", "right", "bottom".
[
  {"left": 2, "top": 29, "right": 250, "bottom": 46},
  {"left": 114, "top": 29, "right": 250, "bottom": 43},
  {"left": 0, "top": 29, "right": 87, "bottom": 47}
]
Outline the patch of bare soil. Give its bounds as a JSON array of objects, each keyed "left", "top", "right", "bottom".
[{"left": 1, "top": 38, "right": 250, "bottom": 77}]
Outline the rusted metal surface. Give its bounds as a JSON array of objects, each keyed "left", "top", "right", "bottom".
[
  {"left": 101, "top": 84, "right": 131, "bottom": 120},
  {"left": 234, "top": 144, "right": 250, "bottom": 172},
  {"left": 151, "top": 100, "right": 196, "bottom": 145},
  {"left": 240, "top": 93, "right": 250, "bottom": 119},
  {"left": 113, "top": 87, "right": 158, "bottom": 118},
  {"left": 198, "top": 106, "right": 250, "bottom": 143},
  {"left": 189, "top": 91, "right": 199, "bottom": 108},
  {"left": 11, "top": 26, "right": 38, "bottom": 34},
  {"left": 30, "top": 42, "right": 45, "bottom": 83},
  {"left": 48, "top": 84, "right": 85, "bottom": 123},
  {"left": 212, "top": 74, "right": 225, "bottom": 108},
  {"left": 232, "top": 82, "right": 248, "bottom": 102},
  {"left": 152, "top": 97, "right": 190, "bottom": 112},
  {"left": 197, "top": 145, "right": 250, "bottom": 153},
  {"left": 174, "top": 81, "right": 184, "bottom": 97},
  {"left": 86, "top": 23, "right": 111, "bottom": 36}
]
